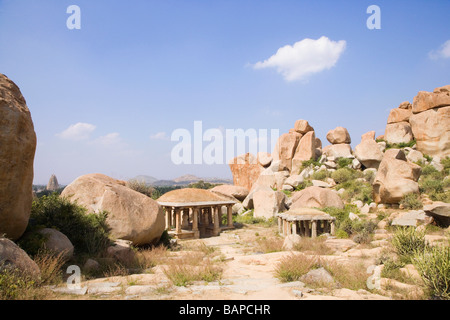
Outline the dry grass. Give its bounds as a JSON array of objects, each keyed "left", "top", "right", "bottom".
[
  {"left": 254, "top": 236, "right": 284, "bottom": 253},
  {"left": 274, "top": 253, "right": 319, "bottom": 282},
  {"left": 33, "top": 250, "right": 67, "bottom": 285},
  {"left": 135, "top": 245, "right": 169, "bottom": 269},
  {"left": 162, "top": 251, "right": 223, "bottom": 286},
  {"left": 293, "top": 237, "right": 334, "bottom": 255},
  {"left": 322, "top": 260, "right": 369, "bottom": 291}
]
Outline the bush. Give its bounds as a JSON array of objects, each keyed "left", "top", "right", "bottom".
[
  {"left": 0, "top": 269, "right": 44, "bottom": 300},
  {"left": 127, "top": 179, "right": 156, "bottom": 198},
  {"left": 391, "top": 227, "right": 428, "bottom": 264},
  {"left": 400, "top": 193, "right": 423, "bottom": 210},
  {"left": 337, "top": 158, "right": 353, "bottom": 169},
  {"left": 331, "top": 168, "right": 359, "bottom": 184},
  {"left": 336, "top": 179, "right": 373, "bottom": 204},
  {"left": 27, "top": 194, "right": 112, "bottom": 256},
  {"left": 274, "top": 253, "right": 319, "bottom": 282},
  {"left": 311, "top": 170, "right": 330, "bottom": 181},
  {"left": 413, "top": 245, "right": 450, "bottom": 300}
]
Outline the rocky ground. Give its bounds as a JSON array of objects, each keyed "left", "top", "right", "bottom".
[{"left": 48, "top": 220, "right": 448, "bottom": 301}]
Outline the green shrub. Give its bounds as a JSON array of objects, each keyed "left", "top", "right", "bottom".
[
  {"left": 301, "top": 159, "right": 321, "bottom": 169},
  {"left": 311, "top": 170, "right": 329, "bottom": 181},
  {"left": 391, "top": 227, "right": 428, "bottom": 264},
  {"left": 442, "top": 157, "right": 450, "bottom": 176},
  {"left": 28, "top": 194, "right": 112, "bottom": 256},
  {"left": 400, "top": 193, "right": 423, "bottom": 210},
  {"left": 331, "top": 168, "right": 358, "bottom": 184},
  {"left": 337, "top": 158, "right": 353, "bottom": 169},
  {"left": 413, "top": 245, "right": 450, "bottom": 300},
  {"left": 337, "top": 179, "right": 373, "bottom": 204},
  {"left": 385, "top": 139, "right": 417, "bottom": 150},
  {"left": 0, "top": 268, "right": 43, "bottom": 300}
]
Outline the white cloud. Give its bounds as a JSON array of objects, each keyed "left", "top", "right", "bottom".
[
  {"left": 56, "top": 123, "right": 96, "bottom": 141},
  {"left": 429, "top": 40, "right": 450, "bottom": 60},
  {"left": 253, "top": 36, "right": 346, "bottom": 82},
  {"left": 150, "top": 132, "right": 169, "bottom": 140},
  {"left": 91, "top": 132, "right": 122, "bottom": 147}
]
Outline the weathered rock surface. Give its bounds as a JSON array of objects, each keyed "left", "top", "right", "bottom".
[
  {"left": 211, "top": 185, "right": 249, "bottom": 202},
  {"left": 354, "top": 133, "right": 384, "bottom": 169},
  {"left": 0, "top": 238, "right": 40, "bottom": 277},
  {"left": 294, "top": 120, "right": 314, "bottom": 134},
  {"left": 323, "top": 144, "right": 353, "bottom": 159},
  {"left": 373, "top": 149, "right": 422, "bottom": 204},
  {"left": 38, "top": 228, "right": 74, "bottom": 260},
  {"left": 291, "top": 186, "right": 344, "bottom": 209},
  {"left": 384, "top": 122, "right": 414, "bottom": 144},
  {"left": 412, "top": 88, "right": 450, "bottom": 114},
  {"left": 292, "top": 131, "right": 316, "bottom": 174},
  {"left": 387, "top": 108, "right": 412, "bottom": 124},
  {"left": 61, "top": 173, "right": 165, "bottom": 245},
  {"left": 272, "top": 133, "right": 300, "bottom": 172},
  {"left": 409, "top": 106, "right": 450, "bottom": 158},
  {"left": 0, "top": 74, "right": 37, "bottom": 240},
  {"left": 326, "top": 127, "right": 351, "bottom": 144},
  {"left": 253, "top": 187, "right": 287, "bottom": 219},
  {"left": 423, "top": 202, "right": 450, "bottom": 227},
  {"left": 229, "top": 153, "right": 264, "bottom": 191}
]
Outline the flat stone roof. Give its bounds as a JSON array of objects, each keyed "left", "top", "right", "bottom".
[
  {"left": 157, "top": 188, "right": 237, "bottom": 207},
  {"left": 277, "top": 207, "right": 336, "bottom": 221}
]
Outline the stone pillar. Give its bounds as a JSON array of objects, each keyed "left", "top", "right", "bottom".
[
  {"left": 330, "top": 221, "right": 336, "bottom": 236},
  {"left": 292, "top": 221, "right": 297, "bottom": 235},
  {"left": 192, "top": 208, "right": 200, "bottom": 239},
  {"left": 182, "top": 209, "right": 189, "bottom": 228},
  {"left": 304, "top": 221, "right": 310, "bottom": 237},
  {"left": 204, "top": 208, "right": 209, "bottom": 225},
  {"left": 311, "top": 221, "right": 317, "bottom": 238},
  {"left": 165, "top": 207, "right": 171, "bottom": 230},
  {"left": 299, "top": 220, "right": 304, "bottom": 236},
  {"left": 175, "top": 209, "right": 182, "bottom": 234},
  {"left": 227, "top": 205, "right": 233, "bottom": 228},
  {"left": 213, "top": 206, "right": 220, "bottom": 236}
]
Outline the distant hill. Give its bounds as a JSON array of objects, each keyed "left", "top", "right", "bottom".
[
  {"left": 150, "top": 174, "right": 233, "bottom": 187},
  {"left": 131, "top": 175, "right": 159, "bottom": 185}
]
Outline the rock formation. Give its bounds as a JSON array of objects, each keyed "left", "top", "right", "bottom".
[
  {"left": 61, "top": 173, "right": 165, "bottom": 245},
  {"left": 354, "top": 131, "right": 384, "bottom": 169},
  {"left": 384, "top": 85, "right": 450, "bottom": 158},
  {"left": 372, "top": 149, "right": 422, "bottom": 204},
  {"left": 0, "top": 238, "right": 40, "bottom": 277},
  {"left": 0, "top": 74, "right": 37, "bottom": 240},
  {"left": 228, "top": 153, "right": 264, "bottom": 191}
]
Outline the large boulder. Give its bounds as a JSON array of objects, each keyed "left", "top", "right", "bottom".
[
  {"left": 423, "top": 202, "right": 450, "bottom": 227},
  {"left": 387, "top": 108, "right": 412, "bottom": 124},
  {"left": 292, "top": 131, "right": 316, "bottom": 174},
  {"left": 210, "top": 184, "right": 249, "bottom": 202},
  {"left": 412, "top": 87, "right": 450, "bottom": 114},
  {"left": 409, "top": 106, "right": 450, "bottom": 158},
  {"left": 38, "top": 228, "right": 74, "bottom": 260},
  {"left": 0, "top": 238, "right": 40, "bottom": 277},
  {"left": 354, "top": 133, "right": 384, "bottom": 169},
  {"left": 322, "top": 144, "right": 353, "bottom": 159},
  {"left": 384, "top": 122, "right": 414, "bottom": 144},
  {"left": 373, "top": 149, "right": 422, "bottom": 204},
  {"left": 326, "top": 127, "right": 351, "bottom": 144},
  {"left": 253, "top": 187, "right": 287, "bottom": 219},
  {"left": 294, "top": 120, "right": 314, "bottom": 134},
  {"left": 272, "top": 133, "right": 300, "bottom": 172},
  {"left": 61, "top": 173, "right": 165, "bottom": 246},
  {"left": 229, "top": 153, "right": 264, "bottom": 191},
  {"left": 290, "top": 186, "right": 344, "bottom": 210},
  {"left": 0, "top": 74, "right": 37, "bottom": 240}
]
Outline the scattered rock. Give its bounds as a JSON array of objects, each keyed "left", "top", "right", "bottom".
[
  {"left": 373, "top": 149, "right": 421, "bottom": 204},
  {"left": 229, "top": 153, "right": 264, "bottom": 191},
  {"left": 291, "top": 186, "right": 344, "bottom": 209},
  {"left": 301, "top": 267, "right": 335, "bottom": 286},
  {"left": 38, "top": 228, "right": 74, "bottom": 260},
  {"left": 423, "top": 202, "right": 450, "bottom": 227},
  {"left": 282, "top": 234, "right": 302, "bottom": 251},
  {"left": 0, "top": 238, "right": 40, "bottom": 278},
  {"left": 211, "top": 184, "right": 249, "bottom": 202},
  {"left": 326, "top": 127, "right": 351, "bottom": 144}
]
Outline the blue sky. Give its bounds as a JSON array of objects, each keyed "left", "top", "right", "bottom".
[{"left": 0, "top": 0, "right": 449, "bottom": 185}]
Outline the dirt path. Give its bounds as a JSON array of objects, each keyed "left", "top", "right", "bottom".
[{"left": 54, "top": 225, "right": 394, "bottom": 300}]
